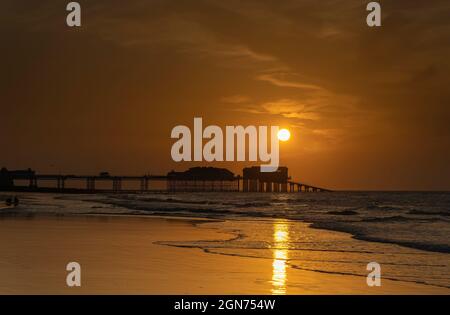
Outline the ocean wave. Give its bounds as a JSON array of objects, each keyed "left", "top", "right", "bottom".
[
  {"left": 361, "top": 215, "right": 441, "bottom": 223},
  {"left": 289, "top": 263, "right": 450, "bottom": 289},
  {"left": 362, "top": 215, "right": 416, "bottom": 223},
  {"left": 408, "top": 210, "right": 450, "bottom": 216},
  {"left": 107, "top": 194, "right": 273, "bottom": 209},
  {"left": 327, "top": 210, "right": 359, "bottom": 215},
  {"left": 310, "top": 221, "right": 450, "bottom": 254},
  {"left": 29, "top": 192, "right": 450, "bottom": 255},
  {"left": 363, "top": 204, "right": 405, "bottom": 211}
]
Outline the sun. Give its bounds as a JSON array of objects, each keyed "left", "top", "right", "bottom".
[{"left": 277, "top": 129, "right": 291, "bottom": 141}]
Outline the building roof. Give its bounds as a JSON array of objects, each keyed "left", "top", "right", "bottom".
[{"left": 167, "top": 167, "right": 235, "bottom": 180}]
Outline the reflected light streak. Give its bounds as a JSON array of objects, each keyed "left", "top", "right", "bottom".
[{"left": 271, "top": 220, "right": 289, "bottom": 294}]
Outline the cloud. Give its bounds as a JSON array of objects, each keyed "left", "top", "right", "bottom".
[
  {"left": 256, "top": 73, "right": 323, "bottom": 91},
  {"left": 216, "top": 46, "right": 277, "bottom": 62},
  {"left": 234, "top": 98, "right": 325, "bottom": 122},
  {"left": 260, "top": 99, "right": 321, "bottom": 120}
]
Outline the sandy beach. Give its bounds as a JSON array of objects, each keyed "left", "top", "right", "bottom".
[{"left": 0, "top": 213, "right": 448, "bottom": 294}]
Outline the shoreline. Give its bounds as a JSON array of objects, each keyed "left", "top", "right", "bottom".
[
  {"left": 4, "top": 207, "right": 449, "bottom": 255},
  {"left": 0, "top": 211, "right": 449, "bottom": 294},
  {"left": 48, "top": 192, "right": 450, "bottom": 255}
]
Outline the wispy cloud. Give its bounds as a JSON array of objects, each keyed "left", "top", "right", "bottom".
[
  {"left": 232, "top": 98, "right": 323, "bottom": 122},
  {"left": 216, "top": 46, "right": 277, "bottom": 62},
  {"left": 260, "top": 99, "right": 321, "bottom": 120},
  {"left": 256, "top": 73, "right": 323, "bottom": 91}
]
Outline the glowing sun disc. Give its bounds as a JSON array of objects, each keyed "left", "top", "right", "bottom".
[{"left": 277, "top": 129, "right": 291, "bottom": 141}]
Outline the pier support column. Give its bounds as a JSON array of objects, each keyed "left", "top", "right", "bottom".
[
  {"left": 274, "top": 183, "right": 280, "bottom": 192},
  {"left": 249, "top": 179, "right": 257, "bottom": 192},
  {"left": 113, "top": 178, "right": 122, "bottom": 192},
  {"left": 167, "top": 180, "right": 174, "bottom": 192},
  {"left": 140, "top": 178, "right": 148, "bottom": 192},
  {"left": 57, "top": 177, "right": 65, "bottom": 190},
  {"left": 86, "top": 178, "right": 96, "bottom": 191},
  {"left": 281, "top": 183, "right": 288, "bottom": 193},
  {"left": 29, "top": 177, "right": 37, "bottom": 188},
  {"left": 243, "top": 179, "right": 249, "bottom": 192}
]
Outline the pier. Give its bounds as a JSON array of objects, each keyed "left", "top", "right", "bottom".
[{"left": 0, "top": 167, "right": 331, "bottom": 193}]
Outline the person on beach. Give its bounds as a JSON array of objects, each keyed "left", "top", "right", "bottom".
[{"left": 4, "top": 196, "right": 19, "bottom": 207}]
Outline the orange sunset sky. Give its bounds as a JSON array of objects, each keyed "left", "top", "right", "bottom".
[{"left": 1, "top": 0, "right": 449, "bottom": 190}]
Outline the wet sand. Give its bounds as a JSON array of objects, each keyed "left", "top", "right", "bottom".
[{"left": 0, "top": 215, "right": 448, "bottom": 294}]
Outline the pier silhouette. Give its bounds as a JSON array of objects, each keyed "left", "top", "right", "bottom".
[{"left": 0, "top": 167, "right": 331, "bottom": 193}]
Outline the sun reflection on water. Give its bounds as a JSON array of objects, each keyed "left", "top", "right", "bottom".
[{"left": 271, "top": 220, "right": 289, "bottom": 294}]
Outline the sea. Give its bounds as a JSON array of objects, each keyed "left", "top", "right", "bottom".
[{"left": 2, "top": 191, "right": 450, "bottom": 289}]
